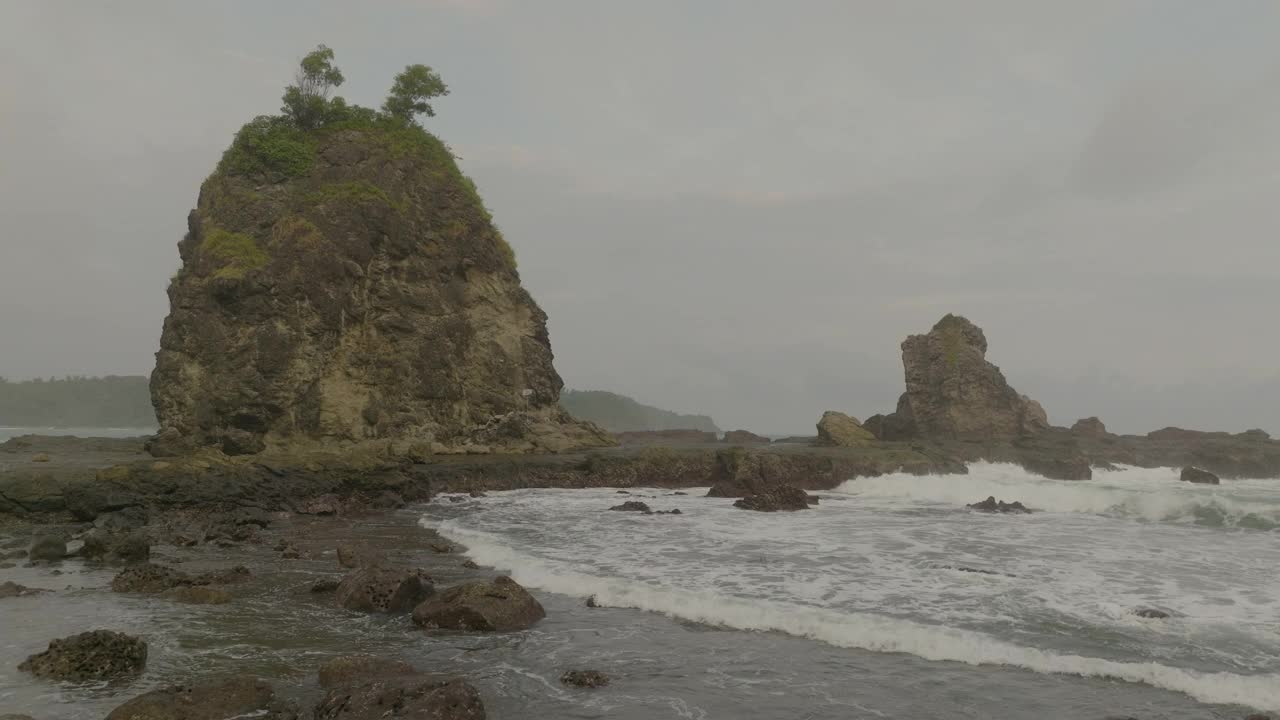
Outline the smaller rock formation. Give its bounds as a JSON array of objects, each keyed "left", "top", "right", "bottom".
[
  {"left": 335, "top": 566, "right": 434, "bottom": 613},
  {"left": 814, "top": 411, "right": 875, "bottom": 447},
  {"left": 704, "top": 447, "right": 786, "bottom": 498},
  {"left": 111, "top": 563, "right": 250, "bottom": 594},
  {"left": 1134, "top": 608, "right": 1170, "bottom": 619},
  {"left": 28, "top": 534, "right": 66, "bottom": 562},
  {"left": 105, "top": 675, "right": 298, "bottom": 719},
  {"left": 967, "top": 496, "right": 1031, "bottom": 514},
  {"left": 722, "top": 430, "right": 770, "bottom": 444},
  {"left": 560, "top": 670, "right": 610, "bottom": 688},
  {"left": 80, "top": 530, "right": 151, "bottom": 564},
  {"left": 1070, "top": 417, "right": 1107, "bottom": 436},
  {"left": 733, "top": 485, "right": 811, "bottom": 512},
  {"left": 1180, "top": 467, "right": 1220, "bottom": 485},
  {"left": 412, "top": 576, "right": 545, "bottom": 632},
  {"left": 0, "top": 581, "right": 46, "bottom": 599},
  {"left": 608, "top": 501, "right": 652, "bottom": 513},
  {"left": 314, "top": 675, "right": 486, "bottom": 720},
  {"left": 20, "top": 630, "right": 147, "bottom": 681},
  {"left": 318, "top": 655, "right": 417, "bottom": 688}
]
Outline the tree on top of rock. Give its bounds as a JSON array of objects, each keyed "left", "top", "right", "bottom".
[
  {"left": 281, "top": 44, "right": 347, "bottom": 130},
  {"left": 382, "top": 64, "right": 450, "bottom": 124}
]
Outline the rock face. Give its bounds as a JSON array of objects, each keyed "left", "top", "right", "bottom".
[
  {"left": 876, "top": 315, "right": 1048, "bottom": 442},
  {"left": 412, "top": 576, "right": 545, "bottom": 631},
  {"left": 814, "top": 411, "right": 875, "bottom": 447},
  {"left": 1071, "top": 417, "right": 1107, "bottom": 436},
  {"left": 335, "top": 566, "right": 434, "bottom": 613},
  {"left": 1180, "top": 466, "right": 1220, "bottom": 485},
  {"left": 105, "top": 675, "right": 299, "bottom": 719},
  {"left": 150, "top": 122, "right": 609, "bottom": 456},
  {"left": 19, "top": 630, "right": 147, "bottom": 681},
  {"left": 733, "top": 485, "right": 811, "bottom": 512}
]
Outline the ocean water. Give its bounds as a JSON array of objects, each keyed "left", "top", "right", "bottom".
[{"left": 425, "top": 463, "right": 1280, "bottom": 718}]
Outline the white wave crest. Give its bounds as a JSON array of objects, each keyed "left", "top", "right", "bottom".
[{"left": 430, "top": 520, "right": 1280, "bottom": 711}]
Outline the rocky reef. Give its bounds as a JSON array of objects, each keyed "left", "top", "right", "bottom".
[{"left": 150, "top": 118, "right": 609, "bottom": 457}]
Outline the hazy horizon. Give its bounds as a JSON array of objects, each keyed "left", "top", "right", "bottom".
[{"left": 3, "top": 1, "right": 1279, "bottom": 435}]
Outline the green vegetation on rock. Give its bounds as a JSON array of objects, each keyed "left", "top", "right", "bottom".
[
  {"left": 202, "top": 227, "right": 269, "bottom": 279},
  {"left": 561, "top": 390, "right": 719, "bottom": 433},
  {"left": 217, "top": 116, "right": 316, "bottom": 179},
  {"left": 306, "top": 180, "right": 402, "bottom": 211}
]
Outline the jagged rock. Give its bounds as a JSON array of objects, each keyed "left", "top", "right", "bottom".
[
  {"left": 1134, "top": 608, "right": 1170, "bottom": 619},
  {"left": 461, "top": 560, "right": 479, "bottom": 569},
  {"left": 311, "top": 579, "right": 341, "bottom": 593},
  {"left": 314, "top": 675, "right": 485, "bottom": 720},
  {"left": 105, "top": 675, "right": 299, "bottom": 719},
  {"left": 412, "top": 576, "right": 545, "bottom": 632},
  {"left": 733, "top": 485, "right": 811, "bottom": 512},
  {"left": 317, "top": 655, "right": 416, "bottom": 688},
  {"left": 28, "top": 534, "right": 66, "bottom": 562},
  {"left": 0, "top": 581, "right": 46, "bottom": 599},
  {"left": 1020, "top": 456, "right": 1092, "bottom": 481},
  {"left": 704, "top": 447, "right": 787, "bottom": 498},
  {"left": 722, "top": 429, "right": 770, "bottom": 444},
  {"left": 169, "top": 586, "right": 232, "bottom": 605},
  {"left": 814, "top": 411, "right": 874, "bottom": 447},
  {"left": 967, "top": 496, "right": 1031, "bottom": 514},
  {"left": 19, "top": 630, "right": 147, "bottom": 681},
  {"left": 560, "top": 670, "right": 610, "bottom": 688},
  {"left": 887, "top": 315, "right": 1048, "bottom": 441},
  {"left": 1070, "top": 417, "right": 1108, "bottom": 436},
  {"left": 1180, "top": 467, "right": 1220, "bottom": 485},
  {"left": 608, "top": 501, "right": 652, "bottom": 513},
  {"left": 335, "top": 567, "right": 434, "bottom": 613},
  {"left": 111, "top": 563, "right": 249, "bottom": 593},
  {"left": 80, "top": 529, "right": 151, "bottom": 564},
  {"left": 150, "top": 121, "right": 609, "bottom": 456}
]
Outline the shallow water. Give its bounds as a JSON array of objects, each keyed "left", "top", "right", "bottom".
[{"left": 1, "top": 464, "right": 1276, "bottom": 718}]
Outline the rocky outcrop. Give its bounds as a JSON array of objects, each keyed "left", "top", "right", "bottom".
[
  {"left": 733, "top": 485, "right": 811, "bottom": 512},
  {"left": 335, "top": 566, "right": 434, "bottom": 613},
  {"left": 872, "top": 315, "right": 1048, "bottom": 442},
  {"left": 80, "top": 529, "right": 151, "bottom": 564},
  {"left": 722, "top": 429, "right": 770, "bottom": 444},
  {"left": 150, "top": 122, "right": 609, "bottom": 457},
  {"left": 814, "top": 411, "right": 875, "bottom": 447},
  {"left": 704, "top": 447, "right": 788, "bottom": 497},
  {"left": 111, "top": 563, "right": 250, "bottom": 594},
  {"left": 19, "top": 630, "right": 147, "bottom": 681},
  {"left": 1071, "top": 417, "right": 1107, "bottom": 436},
  {"left": 561, "top": 670, "right": 610, "bottom": 688},
  {"left": 1180, "top": 466, "right": 1220, "bottom": 485},
  {"left": 314, "top": 675, "right": 485, "bottom": 720},
  {"left": 1019, "top": 455, "right": 1092, "bottom": 481},
  {"left": 608, "top": 501, "right": 652, "bottom": 513},
  {"left": 412, "top": 576, "right": 545, "bottom": 632},
  {"left": 0, "top": 581, "right": 46, "bottom": 599},
  {"left": 105, "top": 676, "right": 299, "bottom": 719},
  {"left": 967, "top": 496, "right": 1031, "bottom": 514}
]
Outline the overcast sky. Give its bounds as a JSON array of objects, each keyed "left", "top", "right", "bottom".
[{"left": 2, "top": 1, "right": 1279, "bottom": 434}]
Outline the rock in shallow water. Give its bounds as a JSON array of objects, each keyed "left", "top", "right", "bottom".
[
  {"left": 0, "top": 581, "right": 46, "bottom": 599},
  {"left": 608, "top": 501, "right": 652, "bottom": 513},
  {"left": 317, "top": 655, "right": 416, "bottom": 688},
  {"left": 1180, "top": 466, "right": 1220, "bottom": 485},
  {"left": 314, "top": 675, "right": 485, "bottom": 719},
  {"left": 80, "top": 529, "right": 150, "bottom": 564},
  {"left": 335, "top": 566, "right": 434, "bottom": 613},
  {"left": 560, "top": 669, "right": 610, "bottom": 688},
  {"left": 19, "top": 629, "right": 147, "bottom": 681},
  {"left": 733, "top": 485, "right": 810, "bottom": 512},
  {"left": 1134, "top": 608, "right": 1171, "bottom": 619},
  {"left": 412, "top": 576, "right": 545, "bottom": 632},
  {"left": 966, "top": 496, "right": 1031, "bottom": 514},
  {"left": 28, "top": 534, "right": 66, "bottom": 562},
  {"left": 105, "top": 675, "right": 298, "bottom": 719}
]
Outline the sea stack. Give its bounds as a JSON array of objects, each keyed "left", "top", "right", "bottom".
[{"left": 150, "top": 119, "right": 609, "bottom": 456}]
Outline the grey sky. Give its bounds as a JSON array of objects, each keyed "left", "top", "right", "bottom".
[{"left": 2, "top": 1, "right": 1279, "bottom": 434}]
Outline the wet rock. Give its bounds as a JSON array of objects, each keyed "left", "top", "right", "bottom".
[
  {"left": 1135, "top": 608, "right": 1170, "bottom": 619},
  {"left": 105, "top": 675, "right": 299, "bottom": 719},
  {"left": 654, "top": 508, "right": 683, "bottom": 515},
  {"left": 0, "top": 581, "right": 47, "bottom": 599},
  {"left": 29, "top": 534, "right": 67, "bottom": 562},
  {"left": 1180, "top": 466, "right": 1220, "bottom": 485},
  {"left": 806, "top": 494, "right": 820, "bottom": 505},
  {"left": 311, "top": 578, "right": 341, "bottom": 593},
  {"left": 615, "top": 490, "right": 630, "bottom": 494},
  {"left": 313, "top": 675, "right": 485, "bottom": 720},
  {"left": 585, "top": 595, "right": 599, "bottom": 608},
  {"left": 299, "top": 494, "right": 342, "bottom": 516},
  {"left": 733, "top": 485, "right": 810, "bottom": 512},
  {"left": 19, "top": 630, "right": 147, "bottom": 681},
  {"left": 608, "top": 501, "right": 652, "bottom": 513},
  {"left": 170, "top": 586, "right": 232, "bottom": 605},
  {"left": 413, "top": 576, "right": 545, "bottom": 632},
  {"left": 335, "top": 566, "right": 434, "bottom": 613},
  {"left": 317, "top": 655, "right": 416, "bottom": 688},
  {"left": 94, "top": 506, "right": 150, "bottom": 532},
  {"left": 80, "top": 529, "right": 151, "bottom": 564},
  {"left": 967, "top": 496, "right": 1031, "bottom": 514},
  {"left": 722, "top": 429, "right": 771, "bottom": 445},
  {"left": 111, "top": 563, "right": 195, "bottom": 593},
  {"left": 815, "top": 411, "right": 875, "bottom": 447},
  {"left": 671, "top": 491, "right": 687, "bottom": 496},
  {"left": 461, "top": 560, "right": 479, "bottom": 569},
  {"left": 560, "top": 669, "right": 610, "bottom": 688},
  {"left": 1020, "top": 455, "right": 1092, "bottom": 481},
  {"left": 468, "top": 490, "right": 487, "bottom": 498},
  {"left": 1071, "top": 417, "right": 1108, "bottom": 436}
]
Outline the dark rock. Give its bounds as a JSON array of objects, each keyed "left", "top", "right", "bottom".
[
  {"left": 313, "top": 675, "right": 485, "bottom": 720},
  {"left": 0, "top": 581, "right": 46, "bottom": 599},
  {"left": 615, "top": 490, "right": 630, "bottom": 494},
  {"left": 412, "top": 576, "right": 545, "bottom": 632},
  {"left": 104, "top": 675, "right": 299, "bottom": 719},
  {"left": 429, "top": 543, "right": 454, "bottom": 554},
  {"left": 560, "top": 670, "right": 610, "bottom": 688},
  {"left": 1070, "top": 417, "right": 1108, "bottom": 436},
  {"left": 608, "top": 501, "right": 652, "bottom": 513},
  {"left": 1135, "top": 608, "right": 1170, "bottom": 619},
  {"left": 585, "top": 595, "right": 599, "bottom": 608},
  {"left": 1020, "top": 455, "right": 1092, "bottom": 481},
  {"left": 80, "top": 529, "right": 151, "bottom": 564},
  {"left": 806, "top": 494, "right": 820, "bottom": 505},
  {"left": 671, "top": 491, "right": 687, "bottom": 496},
  {"left": 299, "top": 495, "right": 342, "bottom": 516},
  {"left": 722, "top": 429, "right": 770, "bottom": 444},
  {"left": 111, "top": 563, "right": 249, "bottom": 593},
  {"left": 1180, "top": 467, "right": 1220, "bottom": 485},
  {"left": 967, "top": 496, "right": 1032, "bottom": 514},
  {"left": 654, "top": 508, "right": 683, "bottom": 515},
  {"left": 733, "top": 485, "right": 811, "bottom": 512},
  {"left": 281, "top": 545, "right": 302, "bottom": 559},
  {"left": 311, "top": 579, "right": 341, "bottom": 593},
  {"left": 704, "top": 447, "right": 787, "bottom": 498},
  {"left": 230, "top": 506, "right": 271, "bottom": 528},
  {"left": 461, "top": 560, "right": 479, "bottom": 569},
  {"left": 335, "top": 566, "right": 434, "bottom": 613},
  {"left": 814, "top": 411, "right": 874, "bottom": 447},
  {"left": 468, "top": 490, "right": 487, "bottom": 498},
  {"left": 317, "top": 655, "right": 416, "bottom": 688},
  {"left": 19, "top": 630, "right": 147, "bottom": 681},
  {"left": 28, "top": 534, "right": 67, "bottom": 562}
]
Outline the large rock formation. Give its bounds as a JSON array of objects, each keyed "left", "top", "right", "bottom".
[
  {"left": 150, "top": 120, "right": 609, "bottom": 456},
  {"left": 869, "top": 315, "right": 1047, "bottom": 442}
]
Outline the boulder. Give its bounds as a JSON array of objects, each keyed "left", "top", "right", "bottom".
[
  {"left": 19, "top": 630, "right": 147, "bottom": 681},
  {"left": 608, "top": 501, "right": 652, "bottom": 513},
  {"left": 105, "top": 675, "right": 299, "bottom": 719},
  {"left": 111, "top": 563, "right": 196, "bottom": 593},
  {"left": 704, "top": 447, "right": 787, "bottom": 498},
  {"left": 313, "top": 676, "right": 485, "bottom": 720},
  {"left": 814, "top": 411, "right": 875, "bottom": 447},
  {"left": 335, "top": 566, "right": 434, "bottom": 613},
  {"left": 317, "top": 655, "right": 416, "bottom": 688},
  {"left": 149, "top": 122, "right": 607, "bottom": 456},
  {"left": 80, "top": 529, "right": 151, "bottom": 564},
  {"left": 412, "top": 576, "right": 545, "bottom": 632},
  {"left": 1180, "top": 467, "right": 1220, "bottom": 485},
  {"left": 560, "top": 670, "right": 610, "bottom": 688},
  {"left": 722, "top": 429, "right": 770, "bottom": 444},
  {"left": 1019, "top": 456, "right": 1092, "bottom": 481},
  {"left": 1070, "top": 417, "right": 1108, "bottom": 436},
  {"left": 733, "top": 485, "right": 811, "bottom": 512},
  {"left": 967, "top": 496, "right": 1031, "bottom": 514},
  {"left": 28, "top": 534, "right": 67, "bottom": 562}
]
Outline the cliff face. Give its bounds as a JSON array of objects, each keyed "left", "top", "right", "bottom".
[{"left": 151, "top": 120, "right": 609, "bottom": 455}]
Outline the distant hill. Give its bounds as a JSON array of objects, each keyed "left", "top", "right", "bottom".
[
  {"left": 560, "top": 389, "right": 719, "bottom": 433},
  {"left": 0, "top": 376, "right": 156, "bottom": 428}
]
